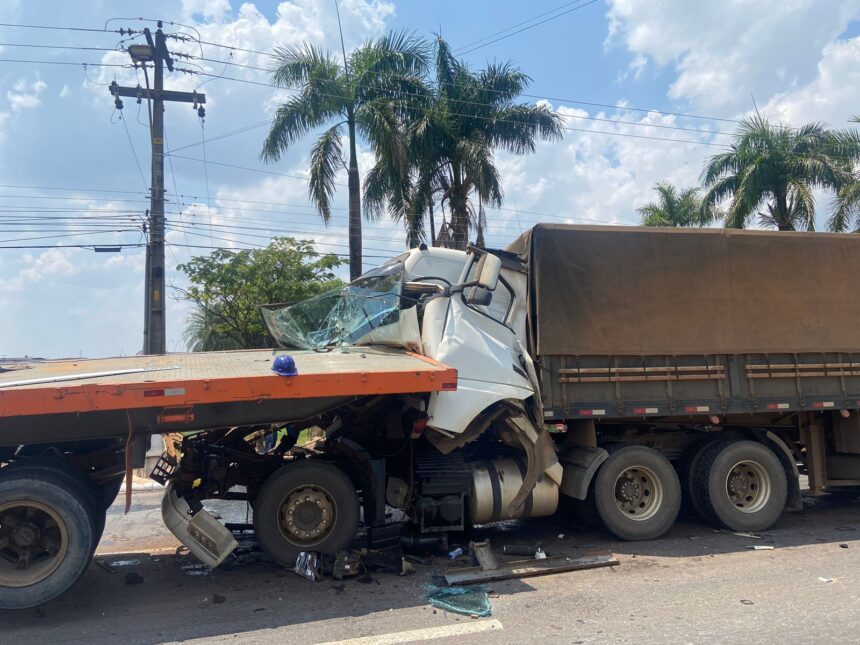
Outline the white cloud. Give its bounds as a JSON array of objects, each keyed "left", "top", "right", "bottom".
[
  {"left": 1, "top": 248, "right": 77, "bottom": 293},
  {"left": 7, "top": 78, "right": 47, "bottom": 113},
  {"left": 606, "top": 0, "right": 860, "bottom": 112},
  {"left": 762, "top": 36, "right": 860, "bottom": 126},
  {"left": 59, "top": 84, "right": 71, "bottom": 99}
]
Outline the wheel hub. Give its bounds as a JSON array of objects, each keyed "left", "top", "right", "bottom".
[
  {"left": 279, "top": 486, "right": 336, "bottom": 546},
  {"left": 613, "top": 466, "right": 663, "bottom": 521},
  {"left": 725, "top": 460, "right": 771, "bottom": 513},
  {"left": 12, "top": 523, "right": 40, "bottom": 548},
  {"left": 0, "top": 501, "right": 68, "bottom": 587}
]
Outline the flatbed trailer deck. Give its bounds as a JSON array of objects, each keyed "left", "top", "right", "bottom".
[{"left": 0, "top": 348, "right": 457, "bottom": 446}]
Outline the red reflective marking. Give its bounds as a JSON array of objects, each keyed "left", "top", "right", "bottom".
[{"left": 143, "top": 389, "right": 165, "bottom": 398}]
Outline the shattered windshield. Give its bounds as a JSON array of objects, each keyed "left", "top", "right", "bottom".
[{"left": 261, "top": 261, "right": 404, "bottom": 350}]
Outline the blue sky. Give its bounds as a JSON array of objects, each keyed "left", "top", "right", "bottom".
[{"left": 1, "top": 0, "right": 859, "bottom": 358}]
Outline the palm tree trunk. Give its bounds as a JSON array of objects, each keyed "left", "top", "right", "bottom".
[
  {"left": 428, "top": 202, "right": 436, "bottom": 247},
  {"left": 347, "top": 111, "right": 362, "bottom": 280},
  {"left": 775, "top": 189, "right": 793, "bottom": 231},
  {"left": 450, "top": 164, "right": 469, "bottom": 250}
]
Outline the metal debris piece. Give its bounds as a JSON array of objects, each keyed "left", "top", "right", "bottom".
[
  {"left": 295, "top": 552, "right": 321, "bottom": 581},
  {"left": 469, "top": 540, "right": 499, "bottom": 571},
  {"left": 445, "top": 552, "right": 618, "bottom": 586}
]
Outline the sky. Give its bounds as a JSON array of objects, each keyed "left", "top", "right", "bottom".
[{"left": 1, "top": 0, "right": 859, "bottom": 358}]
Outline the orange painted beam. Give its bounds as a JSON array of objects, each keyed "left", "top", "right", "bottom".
[{"left": 0, "top": 353, "right": 457, "bottom": 419}]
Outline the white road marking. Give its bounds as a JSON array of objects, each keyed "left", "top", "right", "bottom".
[{"left": 315, "top": 619, "right": 504, "bottom": 645}]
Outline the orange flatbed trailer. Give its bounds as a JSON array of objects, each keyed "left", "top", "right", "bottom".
[{"left": 0, "top": 348, "right": 457, "bottom": 447}]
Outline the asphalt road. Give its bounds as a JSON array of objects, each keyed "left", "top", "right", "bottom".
[{"left": 3, "top": 489, "right": 860, "bottom": 644}]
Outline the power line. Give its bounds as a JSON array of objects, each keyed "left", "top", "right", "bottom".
[
  {"left": 118, "top": 113, "right": 149, "bottom": 190},
  {"left": 0, "top": 22, "right": 119, "bottom": 33},
  {"left": 0, "top": 57, "right": 132, "bottom": 68},
  {"left": 457, "top": 0, "right": 598, "bottom": 56},
  {"left": 455, "top": 0, "right": 586, "bottom": 52},
  {"left": 0, "top": 42, "right": 119, "bottom": 52}
]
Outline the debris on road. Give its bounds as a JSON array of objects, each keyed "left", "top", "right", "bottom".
[
  {"left": 469, "top": 540, "right": 499, "bottom": 571},
  {"left": 740, "top": 599, "right": 755, "bottom": 605},
  {"left": 818, "top": 577, "right": 835, "bottom": 583},
  {"left": 124, "top": 572, "right": 144, "bottom": 585},
  {"left": 427, "top": 585, "right": 492, "bottom": 618},
  {"left": 714, "top": 530, "right": 763, "bottom": 539},
  {"left": 747, "top": 545, "right": 775, "bottom": 550},
  {"left": 502, "top": 543, "right": 546, "bottom": 557},
  {"left": 213, "top": 594, "right": 226, "bottom": 604},
  {"left": 445, "top": 552, "right": 618, "bottom": 586},
  {"left": 182, "top": 564, "right": 211, "bottom": 576},
  {"left": 332, "top": 550, "right": 363, "bottom": 580},
  {"left": 110, "top": 559, "right": 141, "bottom": 567},
  {"left": 295, "top": 552, "right": 321, "bottom": 581},
  {"left": 400, "top": 558, "right": 416, "bottom": 576},
  {"left": 839, "top": 543, "right": 849, "bottom": 548}
]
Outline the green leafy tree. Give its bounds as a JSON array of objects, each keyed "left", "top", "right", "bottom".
[
  {"left": 638, "top": 181, "right": 718, "bottom": 227},
  {"left": 701, "top": 115, "right": 855, "bottom": 231},
  {"left": 261, "top": 31, "right": 429, "bottom": 279},
  {"left": 175, "top": 238, "right": 343, "bottom": 351},
  {"left": 363, "top": 37, "right": 564, "bottom": 250}
]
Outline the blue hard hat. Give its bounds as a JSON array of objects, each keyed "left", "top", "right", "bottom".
[{"left": 272, "top": 354, "right": 298, "bottom": 376}]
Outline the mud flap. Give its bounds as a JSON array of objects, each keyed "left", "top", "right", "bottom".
[
  {"left": 504, "top": 414, "right": 563, "bottom": 513},
  {"left": 161, "top": 484, "right": 238, "bottom": 568}
]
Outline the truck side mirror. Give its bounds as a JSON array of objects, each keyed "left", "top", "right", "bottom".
[
  {"left": 475, "top": 253, "right": 502, "bottom": 291},
  {"left": 464, "top": 285, "right": 493, "bottom": 306}
]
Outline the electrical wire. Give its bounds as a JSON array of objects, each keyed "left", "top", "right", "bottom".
[
  {"left": 118, "top": 113, "right": 149, "bottom": 190},
  {"left": 457, "top": 0, "right": 598, "bottom": 56}
]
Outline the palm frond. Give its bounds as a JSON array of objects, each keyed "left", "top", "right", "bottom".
[{"left": 307, "top": 122, "right": 345, "bottom": 222}]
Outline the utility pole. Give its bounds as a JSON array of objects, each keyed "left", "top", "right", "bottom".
[{"left": 110, "top": 22, "right": 205, "bottom": 355}]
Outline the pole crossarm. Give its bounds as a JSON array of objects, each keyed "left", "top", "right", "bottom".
[{"left": 108, "top": 82, "right": 206, "bottom": 104}]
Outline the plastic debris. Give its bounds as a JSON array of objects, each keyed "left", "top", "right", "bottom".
[
  {"left": 818, "top": 577, "right": 835, "bottom": 583},
  {"left": 295, "top": 551, "right": 321, "bottom": 581},
  {"left": 747, "top": 545, "right": 775, "bottom": 550},
  {"left": 557, "top": 534, "right": 565, "bottom": 539},
  {"left": 448, "top": 547, "right": 464, "bottom": 559},
  {"left": 535, "top": 547, "right": 548, "bottom": 559},
  {"left": 426, "top": 585, "right": 492, "bottom": 617},
  {"left": 110, "top": 559, "right": 141, "bottom": 567}
]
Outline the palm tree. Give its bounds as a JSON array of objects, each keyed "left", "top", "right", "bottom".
[
  {"left": 701, "top": 115, "right": 854, "bottom": 231},
  {"left": 638, "top": 181, "right": 717, "bottom": 227},
  {"left": 827, "top": 120, "right": 860, "bottom": 231},
  {"left": 261, "top": 31, "right": 429, "bottom": 279},
  {"left": 364, "top": 37, "right": 564, "bottom": 250}
]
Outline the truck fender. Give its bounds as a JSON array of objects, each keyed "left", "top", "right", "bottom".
[
  {"left": 750, "top": 430, "right": 802, "bottom": 512},
  {"left": 558, "top": 445, "right": 609, "bottom": 500}
]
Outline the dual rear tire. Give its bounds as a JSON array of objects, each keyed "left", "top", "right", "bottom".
[
  {"left": 688, "top": 440, "right": 787, "bottom": 532},
  {"left": 575, "top": 440, "right": 787, "bottom": 541}
]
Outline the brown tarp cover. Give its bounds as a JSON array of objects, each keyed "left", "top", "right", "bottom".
[{"left": 506, "top": 224, "right": 860, "bottom": 356}]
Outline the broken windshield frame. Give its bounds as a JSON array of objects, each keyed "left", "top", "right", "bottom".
[{"left": 261, "top": 261, "right": 405, "bottom": 350}]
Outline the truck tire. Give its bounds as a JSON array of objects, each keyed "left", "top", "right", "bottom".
[
  {"left": 677, "top": 441, "right": 718, "bottom": 523},
  {"left": 5, "top": 457, "right": 103, "bottom": 547},
  {"left": 253, "top": 461, "right": 359, "bottom": 567},
  {"left": 0, "top": 469, "right": 96, "bottom": 610},
  {"left": 694, "top": 440, "right": 787, "bottom": 532},
  {"left": 593, "top": 446, "right": 681, "bottom": 541}
]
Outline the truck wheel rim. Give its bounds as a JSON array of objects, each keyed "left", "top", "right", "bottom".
[
  {"left": 0, "top": 501, "right": 69, "bottom": 588},
  {"left": 725, "top": 460, "right": 771, "bottom": 513},
  {"left": 613, "top": 466, "right": 663, "bottom": 521},
  {"left": 278, "top": 485, "right": 337, "bottom": 548}
]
